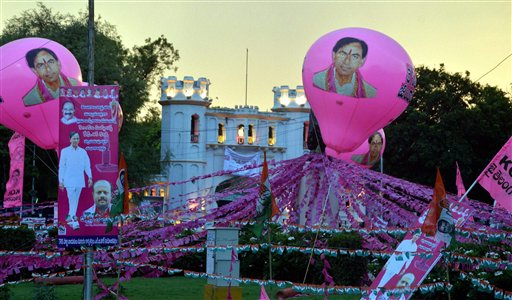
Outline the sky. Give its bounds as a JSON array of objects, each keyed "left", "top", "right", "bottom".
[{"left": 1, "top": 0, "right": 511, "bottom": 111}]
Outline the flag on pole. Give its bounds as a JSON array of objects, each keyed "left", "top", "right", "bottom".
[
  {"left": 106, "top": 152, "right": 129, "bottom": 232},
  {"left": 3, "top": 132, "right": 25, "bottom": 208},
  {"left": 252, "top": 151, "right": 279, "bottom": 237},
  {"left": 455, "top": 161, "right": 466, "bottom": 199},
  {"left": 476, "top": 136, "right": 512, "bottom": 212},
  {"left": 421, "top": 168, "right": 448, "bottom": 236}
]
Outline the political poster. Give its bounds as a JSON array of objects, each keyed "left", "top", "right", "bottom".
[{"left": 57, "top": 86, "right": 121, "bottom": 248}]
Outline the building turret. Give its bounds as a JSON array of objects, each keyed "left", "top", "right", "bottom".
[
  {"left": 271, "top": 85, "right": 311, "bottom": 158},
  {"left": 160, "top": 76, "right": 211, "bottom": 210}
]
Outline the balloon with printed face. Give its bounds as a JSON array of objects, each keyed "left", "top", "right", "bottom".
[
  {"left": 0, "top": 37, "right": 83, "bottom": 150},
  {"left": 302, "top": 28, "right": 415, "bottom": 154},
  {"left": 326, "top": 129, "right": 386, "bottom": 169}
]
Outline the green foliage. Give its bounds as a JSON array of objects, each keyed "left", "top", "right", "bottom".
[
  {"left": 0, "top": 227, "right": 35, "bottom": 251},
  {"left": 385, "top": 64, "right": 512, "bottom": 202},
  {"left": 239, "top": 225, "right": 367, "bottom": 286},
  {"left": 172, "top": 252, "right": 206, "bottom": 273},
  {"left": 0, "top": 3, "right": 180, "bottom": 190},
  {"left": 32, "top": 284, "right": 56, "bottom": 300}
]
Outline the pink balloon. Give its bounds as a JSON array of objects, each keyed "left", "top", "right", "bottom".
[
  {"left": 0, "top": 38, "right": 82, "bottom": 150},
  {"left": 326, "top": 129, "right": 386, "bottom": 168},
  {"left": 302, "top": 28, "right": 415, "bottom": 154}
]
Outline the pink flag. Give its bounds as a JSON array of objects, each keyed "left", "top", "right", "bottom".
[
  {"left": 259, "top": 285, "right": 270, "bottom": 300},
  {"left": 477, "top": 136, "right": 512, "bottom": 212},
  {"left": 455, "top": 161, "right": 466, "bottom": 199},
  {"left": 3, "top": 132, "right": 25, "bottom": 208}
]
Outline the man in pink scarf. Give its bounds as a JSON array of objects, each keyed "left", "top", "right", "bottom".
[
  {"left": 23, "top": 47, "right": 78, "bottom": 106},
  {"left": 313, "top": 37, "right": 376, "bottom": 98}
]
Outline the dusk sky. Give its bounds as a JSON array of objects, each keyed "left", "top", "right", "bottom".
[{"left": 2, "top": 1, "right": 511, "bottom": 111}]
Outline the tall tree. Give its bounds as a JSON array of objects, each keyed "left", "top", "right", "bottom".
[
  {"left": 385, "top": 64, "right": 512, "bottom": 203},
  {"left": 0, "top": 3, "right": 179, "bottom": 204}
]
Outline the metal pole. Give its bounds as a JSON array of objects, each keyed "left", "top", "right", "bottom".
[
  {"left": 84, "top": 248, "right": 93, "bottom": 300},
  {"left": 87, "top": 0, "right": 95, "bottom": 85},
  {"left": 31, "top": 144, "right": 36, "bottom": 214},
  {"left": 457, "top": 178, "right": 479, "bottom": 202},
  {"left": 84, "top": 0, "right": 95, "bottom": 299},
  {"left": 116, "top": 220, "right": 123, "bottom": 300},
  {"left": 244, "top": 48, "right": 248, "bottom": 106}
]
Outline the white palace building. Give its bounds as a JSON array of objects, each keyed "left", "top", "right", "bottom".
[{"left": 159, "top": 76, "right": 312, "bottom": 210}]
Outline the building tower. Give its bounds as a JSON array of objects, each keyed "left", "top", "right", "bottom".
[{"left": 160, "top": 76, "right": 211, "bottom": 210}]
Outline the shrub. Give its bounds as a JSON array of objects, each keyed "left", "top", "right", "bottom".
[
  {"left": 0, "top": 285, "right": 11, "bottom": 300},
  {"left": 33, "top": 284, "right": 56, "bottom": 300},
  {"left": 0, "top": 227, "right": 35, "bottom": 251}
]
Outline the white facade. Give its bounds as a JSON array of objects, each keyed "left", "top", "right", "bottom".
[{"left": 159, "top": 76, "right": 311, "bottom": 210}]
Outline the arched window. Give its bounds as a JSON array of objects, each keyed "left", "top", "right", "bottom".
[
  {"left": 190, "top": 114, "right": 199, "bottom": 143},
  {"left": 303, "top": 121, "right": 310, "bottom": 149},
  {"left": 237, "top": 125, "right": 245, "bottom": 144},
  {"left": 248, "top": 124, "right": 255, "bottom": 144},
  {"left": 217, "top": 123, "right": 226, "bottom": 144},
  {"left": 268, "top": 126, "right": 275, "bottom": 146}
]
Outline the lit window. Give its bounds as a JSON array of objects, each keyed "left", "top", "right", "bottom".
[
  {"left": 218, "top": 123, "right": 226, "bottom": 144},
  {"left": 303, "top": 121, "right": 309, "bottom": 149},
  {"left": 268, "top": 126, "right": 275, "bottom": 146},
  {"left": 237, "top": 125, "right": 245, "bottom": 144},
  {"left": 159, "top": 189, "right": 165, "bottom": 197},
  {"left": 248, "top": 124, "right": 255, "bottom": 144},
  {"left": 191, "top": 114, "right": 199, "bottom": 143}
]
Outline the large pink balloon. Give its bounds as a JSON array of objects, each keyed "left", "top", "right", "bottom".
[
  {"left": 326, "top": 129, "right": 386, "bottom": 168},
  {"left": 302, "top": 28, "right": 415, "bottom": 154},
  {"left": 0, "top": 38, "right": 82, "bottom": 150}
]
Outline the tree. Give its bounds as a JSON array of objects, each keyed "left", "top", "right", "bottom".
[
  {"left": 0, "top": 3, "right": 179, "bottom": 205},
  {"left": 385, "top": 64, "right": 512, "bottom": 203}
]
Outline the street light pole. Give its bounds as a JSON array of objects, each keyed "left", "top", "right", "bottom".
[
  {"left": 30, "top": 144, "right": 36, "bottom": 214},
  {"left": 83, "top": 0, "right": 95, "bottom": 299}
]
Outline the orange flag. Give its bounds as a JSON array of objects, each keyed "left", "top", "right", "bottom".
[
  {"left": 421, "top": 168, "right": 447, "bottom": 236},
  {"left": 252, "top": 151, "right": 279, "bottom": 236}
]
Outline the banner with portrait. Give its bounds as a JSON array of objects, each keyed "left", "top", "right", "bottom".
[
  {"left": 57, "top": 85, "right": 121, "bottom": 248},
  {"left": 364, "top": 201, "right": 474, "bottom": 300},
  {"left": 3, "top": 132, "right": 25, "bottom": 208},
  {"left": 223, "top": 147, "right": 261, "bottom": 176}
]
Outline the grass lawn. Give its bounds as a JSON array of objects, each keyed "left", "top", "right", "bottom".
[{"left": 8, "top": 276, "right": 361, "bottom": 299}]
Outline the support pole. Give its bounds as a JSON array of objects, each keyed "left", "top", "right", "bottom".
[
  {"left": 83, "top": 248, "right": 93, "bottom": 300},
  {"left": 84, "top": 0, "right": 95, "bottom": 299},
  {"left": 30, "top": 144, "right": 36, "bottom": 214},
  {"left": 457, "top": 178, "right": 479, "bottom": 202},
  {"left": 244, "top": 49, "right": 248, "bottom": 106}
]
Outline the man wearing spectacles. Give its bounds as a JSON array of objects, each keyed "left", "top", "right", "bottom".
[{"left": 23, "top": 48, "right": 78, "bottom": 106}]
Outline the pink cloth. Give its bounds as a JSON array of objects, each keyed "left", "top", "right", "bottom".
[
  {"left": 3, "top": 132, "right": 25, "bottom": 208},
  {"left": 455, "top": 161, "right": 466, "bottom": 198},
  {"left": 259, "top": 285, "right": 270, "bottom": 300},
  {"left": 36, "top": 72, "right": 73, "bottom": 102}
]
